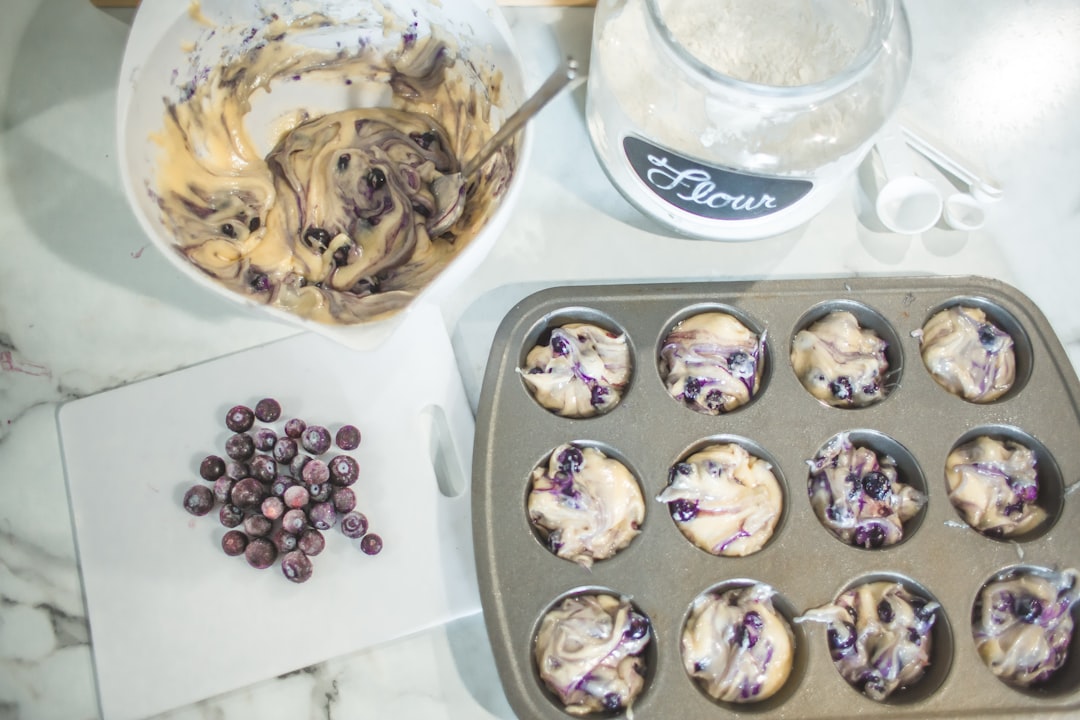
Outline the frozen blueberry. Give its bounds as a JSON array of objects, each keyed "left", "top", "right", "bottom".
[
  {"left": 557, "top": 446, "right": 584, "bottom": 474},
  {"left": 284, "top": 418, "right": 306, "bottom": 438},
  {"left": 253, "top": 427, "right": 277, "bottom": 452},
  {"left": 281, "top": 550, "right": 313, "bottom": 583},
  {"left": 341, "top": 511, "right": 368, "bottom": 539},
  {"left": 978, "top": 323, "right": 999, "bottom": 349},
  {"left": 308, "top": 502, "right": 337, "bottom": 530},
  {"left": 281, "top": 508, "right": 308, "bottom": 535},
  {"left": 365, "top": 168, "right": 387, "bottom": 190},
  {"left": 270, "top": 526, "right": 299, "bottom": 553},
  {"left": 270, "top": 476, "right": 294, "bottom": 497},
  {"left": 219, "top": 503, "right": 244, "bottom": 528},
  {"left": 290, "top": 454, "right": 311, "bottom": 479},
  {"left": 550, "top": 335, "right": 570, "bottom": 357},
  {"left": 200, "top": 455, "right": 226, "bottom": 481},
  {"left": 302, "top": 458, "right": 330, "bottom": 485},
  {"left": 244, "top": 537, "right": 277, "bottom": 569},
  {"left": 308, "top": 482, "right": 331, "bottom": 503},
  {"left": 829, "top": 376, "right": 854, "bottom": 401},
  {"left": 261, "top": 496, "right": 285, "bottom": 521},
  {"left": 230, "top": 477, "right": 266, "bottom": 509},
  {"left": 360, "top": 533, "right": 383, "bottom": 555},
  {"left": 212, "top": 476, "right": 235, "bottom": 505},
  {"left": 254, "top": 397, "right": 282, "bottom": 423},
  {"left": 225, "top": 461, "right": 249, "bottom": 480},
  {"left": 1014, "top": 595, "right": 1043, "bottom": 624},
  {"left": 243, "top": 514, "right": 272, "bottom": 537},
  {"left": 298, "top": 528, "right": 326, "bottom": 556},
  {"left": 273, "top": 437, "right": 298, "bottom": 464},
  {"left": 877, "top": 599, "right": 894, "bottom": 623},
  {"left": 283, "top": 484, "right": 310, "bottom": 509},
  {"left": 669, "top": 498, "right": 698, "bottom": 523},
  {"left": 413, "top": 130, "right": 438, "bottom": 149},
  {"left": 331, "top": 487, "right": 357, "bottom": 514},
  {"left": 683, "top": 376, "right": 702, "bottom": 401},
  {"left": 828, "top": 621, "right": 857, "bottom": 659},
  {"left": 303, "top": 227, "right": 331, "bottom": 251},
  {"left": 329, "top": 455, "right": 359, "bottom": 486},
  {"left": 183, "top": 485, "right": 214, "bottom": 516},
  {"left": 703, "top": 389, "right": 724, "bottom": 413},
  {"left": 861, "top": 471, "right": 890, "bottom": 501},
  {"left": 728, "top": 350, "right": 755, "bottom": 378},
  {"left": 225, "top": 405, "right": 254, "bottom": 433},
  {"left": 590, "top": 385, "right": 609, "bottom": 408},
  {"left": 301, "top": 426, "right": 332, "bottom": 455},
  {"left": 337, "top": 153, "right": 351, "bottom": 171},
  {"left": 602, "top": 693, "right": 621, "bottom": 712},
  {"left": 221, "top": 530, "right": 248, "bottom": 556},
  {"left": 853, "top": 523, "right": 887, "bottom": 549},
  {"left": 250, "top": 454, "right": 277, "bottom": 482},
  {"left": 626, "top": 612, "right": 650, "bottom": 640},
  {"left": 225, "top": 433, "right": 255, "bottom": 461},
  {"left": 335, "top": 424, "right": 362, "bottom": 450}
]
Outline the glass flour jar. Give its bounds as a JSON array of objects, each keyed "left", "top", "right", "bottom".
[{"left": 586, "top": 0, "right": 912, "bottom": 241}]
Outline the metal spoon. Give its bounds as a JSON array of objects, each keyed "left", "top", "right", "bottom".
[{"left": 429, "top": 56, "right": 581, "bottom": 235}]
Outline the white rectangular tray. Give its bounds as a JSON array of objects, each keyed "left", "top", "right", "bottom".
[{"left": 58, "top": 305, "right": 478, "bottom": 720}]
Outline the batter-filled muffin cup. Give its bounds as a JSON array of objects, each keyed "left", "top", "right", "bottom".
[
  {"left": 681, "top": 582, "right": 796, "bottom": 704},
  {"left": 972, "top": 566, "right": 1080, "bottom": 690},
  {"left": 917, "top": 304, "right": 1016, "bottom": 403},
  {"left": 945, "top": 435, "right": 1047, "bottom": 538},
  {"left": 527, "top": 443, "right": 645, "bottom": 568},
  {"left": 800, "top": 580, "right": 942, "bottom": 701},
  {"left": 807, "top": 432, "right": 926, "bottom": 549},
  {"left": 533, "top": 592, "right": 652, "bottom": 715},
  {"left": 658, "top": 310, "right": 766, "bottom": 415},
  {"left": 657, "top": 440, "right": 783, "bottom": 557},
  {"left": 519, "top": 322, "right": 632, "bottom": 418},
  {"left": 790, "top": 308, "right": 893, "bottom": 408}
]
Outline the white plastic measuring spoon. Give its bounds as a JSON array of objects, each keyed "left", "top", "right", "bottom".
[
  {"left": 897, "top": 119, "right": 999, "bottom": 232},
  {"left": 899, "top": 119, "right": 1003, "bottom": 205},
  {"left": 873, "top": 124, "right": 943, "bottom": 234}
]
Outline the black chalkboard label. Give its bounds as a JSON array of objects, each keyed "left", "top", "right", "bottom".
[{"left": 623, "top": 136, "right": 813, "bottom": 221}]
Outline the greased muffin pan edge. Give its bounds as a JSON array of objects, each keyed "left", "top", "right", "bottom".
[{"left": 473, "top": 275, "right": 1080, "bottom": 719}]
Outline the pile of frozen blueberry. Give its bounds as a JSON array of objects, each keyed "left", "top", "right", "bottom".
[{"left": 182, "top": 397, "right": 382, "bottom": 583}]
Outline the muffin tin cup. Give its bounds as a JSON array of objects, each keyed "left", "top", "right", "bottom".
[{"left": 473, "top": 276, "right": 1080, "bottom": 718}]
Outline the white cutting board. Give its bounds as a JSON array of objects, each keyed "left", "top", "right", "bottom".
[{"left": 57, "top": 305, "right": 480, "bottom": 720}]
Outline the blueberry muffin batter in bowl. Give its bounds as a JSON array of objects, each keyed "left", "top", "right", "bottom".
[{"left": 118, "top": 0, "right": 529, "bottom": 348}]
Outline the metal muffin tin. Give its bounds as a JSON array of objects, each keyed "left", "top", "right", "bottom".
[{"left": 472, "top": 276, "right": 1080, "bottom": 719}]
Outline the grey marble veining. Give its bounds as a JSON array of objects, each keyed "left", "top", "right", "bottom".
[{"left": 2, "top": 0, "right": 1079, "bottom": 719}]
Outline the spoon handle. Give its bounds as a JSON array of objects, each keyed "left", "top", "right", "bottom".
[
  {"left": 461, "top": 56, "right": 581, "bottom": 179},
  {"left": 898, "top": 116, "right": 1003, "bottom": 204}
]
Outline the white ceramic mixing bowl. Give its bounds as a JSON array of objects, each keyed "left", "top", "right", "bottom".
[{"left": 117, "top": 0, "right": 530, "bottom": 350}]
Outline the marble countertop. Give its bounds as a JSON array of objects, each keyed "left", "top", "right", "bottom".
[{"left": 2, "top": 1, "right": 1079, "bottom": 718}]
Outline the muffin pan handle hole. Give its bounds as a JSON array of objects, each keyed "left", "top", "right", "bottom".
[{"left": 419, "top": 403, "right": 469, "bottom": 499}]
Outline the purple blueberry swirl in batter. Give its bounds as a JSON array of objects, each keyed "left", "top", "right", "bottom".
[
  {"left": 973, "top": 567, "right": 1080, "bottom": 687},
  {"left": 681, "top": 583, "right": 795, "bottom": 703},
  {"left": 534, "top": 593, "right": 651, "bottom": 715},
  {"left": 917, "top": 305, "right": 1016, "bottom": 402},
  {"left": 659, "top": 312, "right": 765, "bottom": 415},
  {"left": 946, "top": 436, "right": 1046, "bottom": 537},
  {"left": 790, "top": 310, "right": 889, "bottom": 408},
  {"left": 519, "top": 323, "right": 631, "bottom": 418},
  {"left": 807, "top": 433, "right": 926, "bottom": 549},
  {"left": 527, "top": 444, "right": 645, "bottom": 568},
  {"left": 658, "top": 443, "right": 782, "bottom": 557},
  {"left": 799, "top": 581, "right": 938, "bottom": 700}
]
